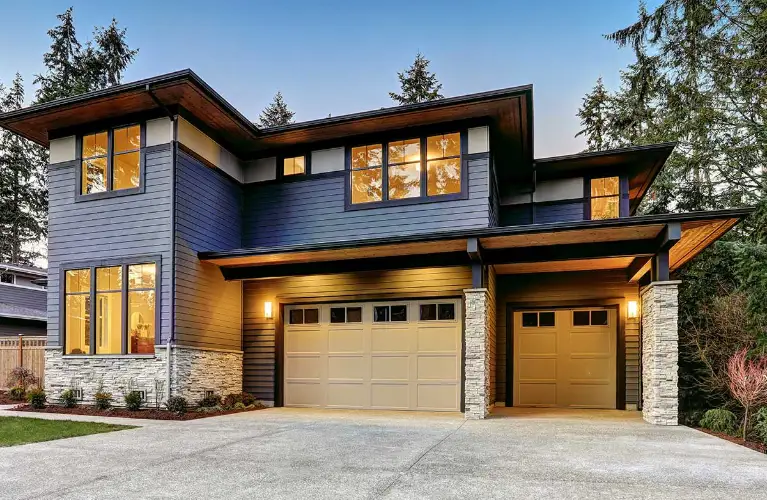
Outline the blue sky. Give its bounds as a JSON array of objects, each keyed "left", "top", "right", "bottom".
[{"left": 0, "top": 0, "right": 656, "bottom": 157}]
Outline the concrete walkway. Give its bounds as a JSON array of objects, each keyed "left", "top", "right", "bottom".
[{"left": 1, "top": 407, "right": 766, "bottom": 499}]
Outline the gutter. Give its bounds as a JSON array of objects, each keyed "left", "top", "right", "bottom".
[{"left": 146, "top": 84, "right": 178, "bottom": 400}]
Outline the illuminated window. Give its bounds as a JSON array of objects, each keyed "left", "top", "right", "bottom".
[
  {"left": 426, "top": 133, "right": 461, "bottom": 196},
  {"left": 283, "top": 156, "right": 306, "bottom": 176},
  {"left": 349, "top": 132, "right": 463, "bottom": 205},
  {"left": 350, "top": 144, "right": 383, "bottom": 204},
  {"left": 64, "top": 261, "right": 156, "bottom": 356},
  {"left": 590, "top": 177, "right": 620, "bottom": 219},
  {"left": 388, "top": 138, "right": 421, "bottom": 200},
  {"left": 81, "top": 125, "right": 141, "bottom": 195}
]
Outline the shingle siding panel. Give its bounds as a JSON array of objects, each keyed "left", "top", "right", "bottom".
[
  {"left": 46, "top": 145, "right": 174, "bottom": 346},
  {"left": 173, "top": 150, "right": 243, "bottom": 350},
  {"left": 242, "top": 157, "right": 491, "bottom": 247}
]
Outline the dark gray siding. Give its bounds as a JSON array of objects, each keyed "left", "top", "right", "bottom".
[
  {"left": 0, "top": 318, "right": 46, "bottom": 337},
  {"left": 499, "top": 201, "right": 584, "bottom": 226},
  {"left": 46, "top": 145, "right": 174, "bottom": 345},
  {"left": 174, "top": 150, "right": 243, "bottom": 350},
  {"left": 495, "top": 270, "right": 640, "bottom": 407},
  {"left": 0, "top": 284, "right": 46, "bottom": 311},
  {"left": 243, "top": 266, "right": 472, "bottom": 401},
  {"left": 242, "top": 157, "right": 491, "bottom": 247}
]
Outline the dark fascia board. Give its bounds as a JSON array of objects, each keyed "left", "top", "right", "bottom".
[
  {"left": 0, "top": 69, "right": 261, "bottom": 144},
  {"left": 199, "top": 207, "right": 754, "bottom": 262},
  {"left": 534, "top": 142, "right": 677, "bottom": 165},
  {"left": 259, "top": 84, "right": 534, "bottom": 136}
]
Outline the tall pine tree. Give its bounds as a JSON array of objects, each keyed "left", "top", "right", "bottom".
[
  {"left": 258, "top": 92, "right": 295, "bottom": 128},
  {"left": 0, "top": 74, "right": 48, "bottom": 265},
  {"left": 34, "top": 8, "right": 138, "bottom": 103},
  {"left": 389, "top": 52, "right": 444, "bottom": 105}
]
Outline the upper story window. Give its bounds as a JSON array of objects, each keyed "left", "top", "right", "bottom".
[
  {"left": 349, "top": 132, "right": 463, "bottom": 207},
  {"left": 0, "top": 272, "right": 15, "bottom": 284},
  {"left": 81, "top": 124, "right": 141, "bottom": 196},
  {"left": 589, "top": 176, "right": 620, "bottom": 220},
  {"left": 283, "top": 156, "right": 306, "bottom": 176}
]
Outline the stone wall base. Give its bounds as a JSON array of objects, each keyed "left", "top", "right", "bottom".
[
  {"left": 44, "top": 345, "right": 243, "bottom": 406},
  {"left": 464, "top": 288, "right": 492, "bottom": 420}
]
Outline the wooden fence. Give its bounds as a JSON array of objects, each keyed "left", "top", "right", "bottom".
[{"left": 0, "top": 336, "right": 46, "bottom": 390}]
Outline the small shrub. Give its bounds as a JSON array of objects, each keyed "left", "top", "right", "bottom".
[
  {"left": 699, "top": 408, "right": 738, "bottom": 435},
  {"left": 754, "top": 407, "right": 767, "bottom": 444},
  {"left": 9, "top": 367, "right": 38, "bottom": 391},
  {"left": 59, "top": 389, "right": 78, "bottom": 408},
  {"left": 124, "top": 391, "right": 143, "bottom": 411},
  {"left": 9, "top": 386, "right": 26, "bottom": 401},
  {"left": 233, "top": 402, "right": 246, "bottom": 410},
  {"left": 94, "top": 391, "right": 113, "bottom": 410},
  {"left": 166, "top": 396, "right": 188, "bottom": 414},
  {"left": 222, "top": 392, "right": 256, "bottom": 409},
  {"left": 198, "top": 393, "right": 222, "bottom": 408},
  {"left": 681, "top": 410, "right": 705, "bottom": 427},
  {"left": 26, "top": 388, "right": 46, "bottom": 409}
]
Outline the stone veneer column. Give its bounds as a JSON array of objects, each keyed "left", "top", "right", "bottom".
[
  {"left": 464, "top": 288, "right": 492, "bottom": 419},
  {"left": 640, "top": 281, "right": 680, "bottom": 425}
]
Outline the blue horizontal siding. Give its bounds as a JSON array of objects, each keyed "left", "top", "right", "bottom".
[{"left": 242, "top": 156, "right": 491, "bottom": 247}]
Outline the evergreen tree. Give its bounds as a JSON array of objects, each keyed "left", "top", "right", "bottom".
[
  {"left": 258, "top": 92, "right": 295, "bottom": 128},
  {"left": 576, "top": 77, "right": 613, "bottom": 151},
  {"left": 34, "top": 8, "right": 138, "bottom": 103},
  {"left": 389, "top": 52, "right": 444, "bottom": 105},
  {"left": 0, "top": 74, "right": 48, "bottom": 265}
]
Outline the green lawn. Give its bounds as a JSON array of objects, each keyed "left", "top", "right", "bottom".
[{"left": 0, "top": 417, "right": 135, "bottom": 447}]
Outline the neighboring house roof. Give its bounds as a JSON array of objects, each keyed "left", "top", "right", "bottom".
[
  {"left": 0, "top": 303, "right": 46, "bottom": 322},
  {"left": 533, "top": 143, "right": 677, "bottom": 214},
  {"left": 0, "top": 262, "right": 47, "bottom": 277}
]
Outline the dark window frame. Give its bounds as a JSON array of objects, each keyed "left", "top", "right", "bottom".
[
  {"left": 59, "top": 255, "right": 161, "bottom": 356},
  {"left": 344, "top": 130, "right": 469, "bottom": 210},
  {"left": 75, "top": 123, "right": 147, "bottom": 202}
]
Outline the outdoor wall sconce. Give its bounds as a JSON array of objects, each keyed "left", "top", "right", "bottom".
[
  {"left": 627, "top": 300, "right": 639, "bottom": 319},
  {"left": 264, "top": 301, "right": 273, "bottom": 320}
]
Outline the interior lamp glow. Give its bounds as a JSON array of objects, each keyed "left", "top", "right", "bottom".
[
  {"left": 627, "top": 300, "right": 639, "bottom": 319},
  {"left": 264, "top": 301, "right": 273, "bottom": 320}
]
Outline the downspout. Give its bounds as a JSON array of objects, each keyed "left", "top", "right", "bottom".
[{"left": 146, "top": 84, "right": 177, "bottom": 401}]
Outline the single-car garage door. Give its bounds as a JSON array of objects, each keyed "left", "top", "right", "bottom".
[
  {"left": 284, "top": 300, "right": 461, "bottom": 411},
  {"left": 513, "top": 308, "right": 616, "bottom": 409}
]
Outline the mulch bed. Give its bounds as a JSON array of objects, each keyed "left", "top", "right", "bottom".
[
  {"left": 0, "top": 392, "right": 25, "bottom": 405},
  {"left": 696, "top": 427, "right": 767, "bottom": 454},
  {"left": 10, "top": 404, "right": 265, "bottom": 421}
]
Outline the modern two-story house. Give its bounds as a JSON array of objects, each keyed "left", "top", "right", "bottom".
[
  {"left": 0, "top": 70, "right": 751, "bottom": 423},
  {"left": 0, "top": 263, "right": 47, "bottom": 337}
]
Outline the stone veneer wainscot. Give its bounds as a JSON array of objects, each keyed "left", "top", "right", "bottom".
[
  {"left": 45, "top": 345, "right": 243, "bottom": 405},
  {"left": 464, "top": 288, "right": 493, "bottom": 419}
]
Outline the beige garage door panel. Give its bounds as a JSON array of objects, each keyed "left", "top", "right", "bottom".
[
  {"left": 513, "top": 308, "right": 616, "bottom": 409},
  {"left": 285, "top": 300, "right": 461, "bottom": 411}
]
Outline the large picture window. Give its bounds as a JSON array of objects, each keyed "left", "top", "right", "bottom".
[
  {"left": 349, "top": 132, "right": 463, "bottom": 206},
  {"left": 64, "top": 261, "right": 157, "bottom": 355},
  {"left": 81, "top": 124, "right": 141, "bottom": 196}
]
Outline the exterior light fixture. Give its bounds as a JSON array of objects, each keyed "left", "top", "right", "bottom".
[
  {"left": 627, "top": 300, "right": 639, "bottom": 319},
  {"left": 264, "top": 301, "right": 273, "bottom": 320}
]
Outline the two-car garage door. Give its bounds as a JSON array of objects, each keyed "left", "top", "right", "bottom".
[
  {"left": 284, "top": 300, "right": 461, "bottom": 411},
  {"left": 513, "top": 308, "right": 617, "bottom": 409}
]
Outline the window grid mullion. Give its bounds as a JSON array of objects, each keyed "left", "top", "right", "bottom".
[
  {"left": 382, "top": 142, "right": 389, "bottom": 201},
  {"left": 420, "top": 137, "right": 427, "bottom": 197},
  {"left": 89, "top": 266, "right": 96, "bottom": 355},
  {"left": 122, "top": 263, "right": 128, "bottom": 354},
  {"left": 106, "top": 129, "right": 114, "bottom": 192}
]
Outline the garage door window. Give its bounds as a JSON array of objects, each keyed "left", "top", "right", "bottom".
[
  {"left": 330, "top": 306, "right": 362, "bottom": 323},
  {"left": 374, "top": 305, "right": 408, "bottom": 322},
  {"left": 289, "top": 308, "right": 320, "bottom": 325},
  {"left": 573, "top": 310, "right": 609, "bottom": 326},
  {"left": 419, "top": 303, "right": 456, "bottom": 321},
  {"left": 521, "top": 311, "right": 555, "bottom": 327}
]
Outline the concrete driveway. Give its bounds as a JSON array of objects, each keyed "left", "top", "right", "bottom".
[{"left": 1, "top": 407, "right": 766, "bottom": 499}]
